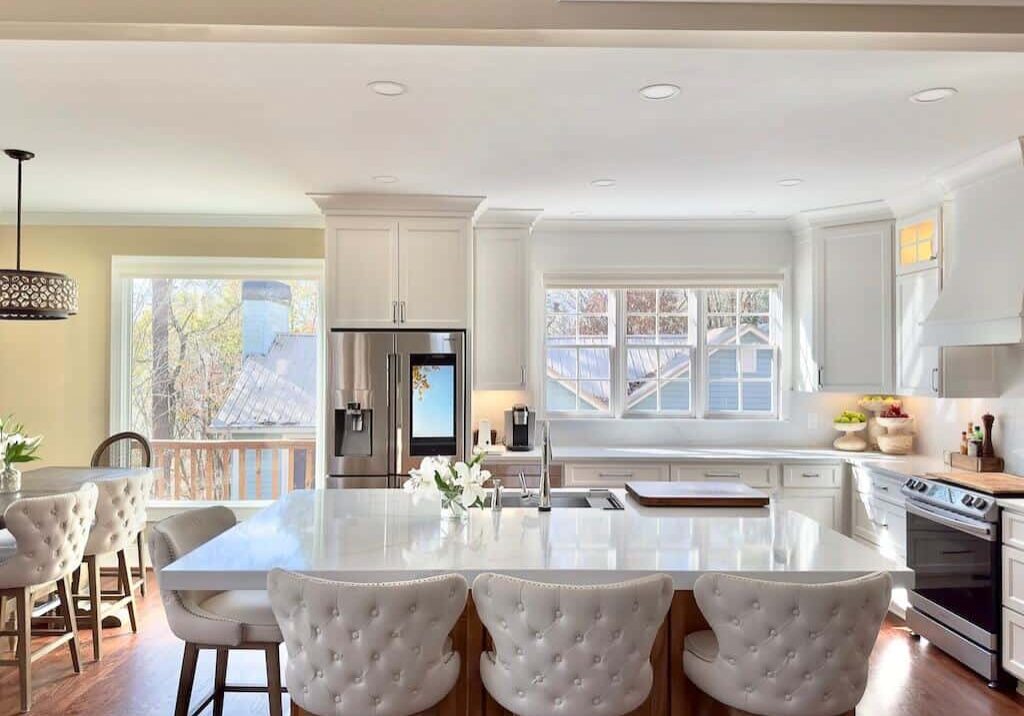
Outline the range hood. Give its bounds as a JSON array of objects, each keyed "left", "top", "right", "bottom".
[{"left": 920, "top": 139, "right": 1024, "bottom": 347}]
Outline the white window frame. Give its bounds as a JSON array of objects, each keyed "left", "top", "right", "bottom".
[
  {"left": 109, "top": 255, "right": 326, "bottom": 514},
  {"left": 542, "top": 276, "right": 783, "bottom": 421}
]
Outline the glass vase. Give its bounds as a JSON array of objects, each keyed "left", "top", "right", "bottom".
[
  {"left": 0, "top": 466, "right": 21, "bottom": 494},
  {"left": 440, "top": 494, "right": 469, "bottom": 522}
]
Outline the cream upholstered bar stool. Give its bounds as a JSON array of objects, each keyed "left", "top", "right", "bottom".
[
  {"left": 683, "top": 572, "right": 892, "bottom": 716},
  {"left": 150, "top": 506, "right": 286, "bottom": 716},
  {"left": 0, "top": 484, "right": 98, "bottom": 712},
  {"left": 472, "top": 572, "right": 673, "bottom": 716},
  {"left": 73, "top": 470, "right": 152, "bottom": 661},
  {"left": 267, "top": 569, "right": 468, "bottom": 716},
  {"left": 90, "top": 431, "right": 153, "bottom": 597}
]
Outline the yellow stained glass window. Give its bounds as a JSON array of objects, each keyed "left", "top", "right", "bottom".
[{"left": 899, "top": 220, "right": 935, "bottom": 266}]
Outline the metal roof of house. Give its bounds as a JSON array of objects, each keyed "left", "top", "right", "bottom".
[{"left": 211, "top": 333, "right": 316, "bottom": 431}]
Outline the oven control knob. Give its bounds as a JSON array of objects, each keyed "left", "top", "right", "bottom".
[
  {"left": 905, "top": 479, "right": 916, "bottom": 489},
  {"left": 974, "top": 498, "right": 988, "bottom": 510},
  {"left": 961, "top": 495, "right": 974, "bottom": 506},
  {"left": 916, "top": 482, "right": 927, "bottom": 491}
]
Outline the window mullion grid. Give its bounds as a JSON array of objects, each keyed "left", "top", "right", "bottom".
[
  {"left": 695, "top": 289, "right": 707, "bottom": 419},
  {"left": 613, "top": 289, "right": 625, "bottom": 418}
]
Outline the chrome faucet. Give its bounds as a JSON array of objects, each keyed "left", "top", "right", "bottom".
[
  {"left": 538, "top": 420, "right": 552, "bottom": 512},
  {"left": 517, "top": 471, "right": 533, "bottom": 500}
]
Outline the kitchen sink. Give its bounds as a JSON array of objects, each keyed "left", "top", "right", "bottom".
[{"left": 482, "top": 490, "right": 624, "bottom": 510}]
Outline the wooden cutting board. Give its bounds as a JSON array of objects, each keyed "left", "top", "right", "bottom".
[
  {"left": 927, "top": 471, "right": 1024, "bottom": 496},
  {"left": 625, "top": 480, "right": 770, "bottom": 507}
]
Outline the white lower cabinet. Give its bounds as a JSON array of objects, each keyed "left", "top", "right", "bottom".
[
  {"left": 670, "top": 463, "right": 776, "bottom": 489},
  {"left": 1004, "top": 608, "right": 1024, "bottom": 682},
  {"left": 850, "top": 467, "right": 908, "bottom": 561},
  {"left": 564, "top": 463, "right": 669, "bottom": 487},
  {"left": 1005, "top": 509, "right": 1024, "bottom": 683},
  {"left": 775, "top": 489, "right": 843, "bottom": 532}
]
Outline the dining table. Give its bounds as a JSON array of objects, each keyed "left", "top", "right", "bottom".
[{"left": 0, "top": 466, "right": 155, "bottom": 528}]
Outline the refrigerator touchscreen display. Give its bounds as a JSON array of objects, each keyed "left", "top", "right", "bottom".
[{"left": 409, "top": 353, "right": 457, "bottom": 456}]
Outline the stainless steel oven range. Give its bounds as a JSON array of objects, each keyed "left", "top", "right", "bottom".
[{"left": 901, "top": 475, "right": 1002, "bottom": 686}]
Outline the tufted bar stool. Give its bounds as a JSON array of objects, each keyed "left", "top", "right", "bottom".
[
  {"left": 72, "top": 470, "right": 152, "bottom": 661},
  {"left": 683, "top": 572, "right": 893, "bottom": 716},
  {"left": 150, "top": 506, "right": 286, "bottom": 716},
  {"left": 472, "top": 572, "right": 673, "bottom": 716},
  {"left": 267, "top": 569, "right": 468, "bottom": 716},
  {"left": 0, "top": 484, "right": 98, "bottom": 712}
]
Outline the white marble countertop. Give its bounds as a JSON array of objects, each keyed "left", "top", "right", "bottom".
[
  {"left": 160, "top": 488, "right": 912, "bottom": 592},
  {"left": 476, "top": 446, "right": 543, "bottom": 463},
  {"left": 857, "top": 456, "right": 951, "bottom": 481},
  {"left": 553, "top": 445, "right": 892, "bottom": 463},
  {"left": 999, "top": 497, "right": 1024, "bottom": 511}
]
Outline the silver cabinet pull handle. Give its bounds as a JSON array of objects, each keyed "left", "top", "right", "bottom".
[
  {"left": 520, "top": 365, "right": 526, "bottom": 387},
  {"left": 931, "top": 367, "right": 939, "bottom": 393},
  {"left": 392, "top": 300, "right": 398, "bottom": 324},
  {"left": 704, "top": 472, "right": 741, "bottom": 479},
  {"left": 598, "top": 472, "right": 633, "bottom": 479},
  {"left": 818, "top": 366, "right": 823, "bottom": 389},
  {"left": 801, "top": 473, "right": 820, "bottom": 478},
  {"left": 400, "top": 301, "right": 407, "bottom": 323}
]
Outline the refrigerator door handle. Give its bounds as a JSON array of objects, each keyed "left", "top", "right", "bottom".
[{"left": 387, "top": 351, "right": 398, "bottom": 479}]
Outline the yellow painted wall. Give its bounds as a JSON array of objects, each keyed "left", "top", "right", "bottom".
[{"left": 0, "top": 224, "right": 323, "bottom": 467}]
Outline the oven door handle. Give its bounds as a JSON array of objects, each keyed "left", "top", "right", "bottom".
[{"left": 905, "top": 501, "right": 996, "bottom": 541}]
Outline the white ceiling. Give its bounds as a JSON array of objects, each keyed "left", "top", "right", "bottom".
[{"left": 0, "top": 41, "right": 1022, "bottom": 220}]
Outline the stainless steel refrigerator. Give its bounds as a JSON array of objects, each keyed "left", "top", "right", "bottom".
[{"left": 326, "top": 329, "right": 466, "bottom": 488}]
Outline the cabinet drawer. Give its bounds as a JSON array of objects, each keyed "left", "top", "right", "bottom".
[
  {"left": 564, "top": 463, "right": 669, "bottom": 487},
  {"left": 1004, "top": 544, "right": 1024, "bottom": 615},
  {"left": 853, "top": 467, "right": 905, "bottom": 506},
  {"left": 670, "top": 464, "right": 775, "bottom": 488},
  {"left": 1004, "top": 510, "right": 1024, "bottom": 552},
  {"left": 782, "top": 463, "right": 840, "bottom": 488},
  {"left": 852, "top": 493, "right": 906, "bottom": 558},
  {"left": 1003, "top": 608, "right": 1024, "bottom": 681}
]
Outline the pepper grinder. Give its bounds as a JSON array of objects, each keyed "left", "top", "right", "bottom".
[{"left": 982, "top": 413, "right": 996, "bottom": 458}]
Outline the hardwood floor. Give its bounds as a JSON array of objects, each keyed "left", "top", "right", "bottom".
[{"left": 1, "top": 574, "right": 1022, "bottom": 716}]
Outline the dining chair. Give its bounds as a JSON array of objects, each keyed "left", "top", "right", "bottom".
[
  {"left": 472, "top": 572, "right": 673, "bottom": 716},
  {"left": 91, "top": 431, "right": 153, "bottom": 597},
  {"left": 73, "top": 471, "right": 152, "bottom": 661},
  {"left": 0, "top": 484, "right": 98, "bottom": 712},
  {"left": 267, "top": 569, "right": 468, "bottom": 716},
  {"left": 683, "top": 571, "right": 892, "bottom": 716},
  {"left": 150, "top": 506, "right": 286, "bottom": 716}
]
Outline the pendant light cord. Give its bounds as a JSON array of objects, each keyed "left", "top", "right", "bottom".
[{"left": 15, "top": 155, "right": 22, "bottom": 271}]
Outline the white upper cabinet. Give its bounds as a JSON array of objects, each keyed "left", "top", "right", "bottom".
[
  {"left": 474, "top": 211, "right": 537, "bottom": 390},
  {"left": 318, "top": 195, "right": 483, "bottom": 330},
  {"left": 895, "top": 208, "right": 940, "bottom": 276},
  {"left": 895, "top": 267, "right": 941, "bottom": 395},
  {"left": 327, "top": 217, "right": 400, "bottom": 328},
  {"left": 397, "top": 218, "right": 469, "bottom": 329},
  {"left": 815, "top": 220, "right": 895, "bottom": 393}
]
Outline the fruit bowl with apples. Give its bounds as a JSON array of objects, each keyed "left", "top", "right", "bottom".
[{"left": 833, "top": 410, "right": 868, "bottom": 452}]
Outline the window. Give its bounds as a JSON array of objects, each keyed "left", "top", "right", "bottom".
[
  {"left": 111, "top": 257, "right": 323, "bottom": 503},
  {"left": 544, "top": 284, "right": 779, "bottom": 418},
  {"left": 898, "top": 218, "right": 936, "bottom": 268}
]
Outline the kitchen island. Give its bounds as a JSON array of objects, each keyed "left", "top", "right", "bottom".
[{"left": 161, "top": 489, "right": 911, "bottom": 716}]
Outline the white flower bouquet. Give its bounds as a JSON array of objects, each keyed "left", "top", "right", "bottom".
[
  {"left": 0, "top": 416, "right": 43, "bottom": 493},
  {"left": 404, "top": 451, "right": 491, "bottom": 520}
]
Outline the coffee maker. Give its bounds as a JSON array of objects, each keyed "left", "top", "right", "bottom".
[{"left": 504, "top": 404, "right": 535, "bottom": 452}]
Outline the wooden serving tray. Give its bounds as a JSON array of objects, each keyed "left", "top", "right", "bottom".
[
  {"left": 928, "top": 471, "right": 1024, "bottom": 496},
  {"left": 625, "top": 480, "right": 770, "bottom": 507},
  {"left": 949, "top": 453, "right": 1004, "bottom": 473}
]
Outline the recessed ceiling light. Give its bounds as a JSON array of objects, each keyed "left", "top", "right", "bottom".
[
  {"left": 909, "top": 87, "right": 958, "bottom": 104},
  {"left": 777, "top": 178, "right": 804, "bottom": 187},
  {"left": 639, "top": 83, "right": 680, "bottom": 101},
  {"left": 591, "top": 179, "right": 616, "bottom": 188},
  {"left": 368, "top": 80, "right": 407, "bottom": 97},
  {"left": 373, "top": 175, "right": 399, "bottom": 184}
]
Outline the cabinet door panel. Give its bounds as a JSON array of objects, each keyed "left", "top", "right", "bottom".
[
  {"left": 399, "top": 219, "right": 468, "bottom": 328},
  {"left": 671, "top": 464, "right": 775, "bottom": 488},
  {"left": 818, "top": 221, "right": 893, "bottom": 393},
  {"left": 895, "top": 269, "right": 941, "bottom": 396},
  {"left": 474, "top": 228, "right": 527, "bottom": 389},
  {"left": 328, "top": 218, "right": 399, "bottom": 328},
  {"left": 777, "top": 490, "right": 840, "bottom": 531},
  {"left": 565, "top": 463, "right": 669, "bottom": 487}
]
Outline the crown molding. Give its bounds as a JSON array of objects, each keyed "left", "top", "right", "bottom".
[
  {"left": 0, "top": 211, "right": 325, "bottom": 228},
  {"left": 788, "top": 200, "right": 893, "bottom": 232},
  {"left": 534, "top": 217, "right": 790, "bottom": 234},
  {"left": 934, "top": 136, "right": 1024, "bottom": 193},
  {"left": 308, "top": 193, "right": 486, "bottom": 218},
  {"left": 475, "top": 208, "right": 544, "bottom": 229}
]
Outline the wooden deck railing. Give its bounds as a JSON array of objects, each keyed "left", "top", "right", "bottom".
[{"left": 150, "top": 439, "right": 316, "bottom": 501}]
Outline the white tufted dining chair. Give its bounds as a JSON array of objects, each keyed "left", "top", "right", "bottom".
[
  {"left": 684, "top": 572, "right": 893, "bottom": 716},
  {"left": 150, "top": 506, "right": 285, "bottom": 716},
  {"left": 472, "top": 572, "right": 673, "bottom": 716},
  {"left": 72, "top": 471, "right": 152, "bottom": 661},
  {"left": 267, "top": 569, "right": 468, "bottom": 716},
  {"left": 0, "top": 484, "right": 98, "bottom": 713}
]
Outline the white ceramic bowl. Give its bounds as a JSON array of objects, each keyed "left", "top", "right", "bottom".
[{"left": 833, "top": 421, "right": 867, "bottom": 432}]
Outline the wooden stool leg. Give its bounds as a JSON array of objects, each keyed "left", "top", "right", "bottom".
[
  {"left": 212, "top": 648, "right": 229, "bottom": 716},
  {"left": 87, "top": 556, "right": 102, "bottom": 661},
  {"left": 56, "top": 576, "right": 82, "bottom": 674},
  {"left": 266, "top": 644, "right": 283, "bottom": 716},
  {"left": 0, "top": 596, "right": 14, "bottom": 654},
  {"left": 174, "top": 642, "right": 200, "bottom": 716},
  {"left": 16, "top": 587, "right": 31, "bottom": 713},
  {"left": 117, "top": 550, "right": 138, "bottom": 633},
  {"left": 136, "top": 530, "right": 147, "bottom": 597}
]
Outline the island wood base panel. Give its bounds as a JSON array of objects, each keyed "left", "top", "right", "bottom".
[{"left": 290, "top": 591, "right": 854, "bottom": 716}]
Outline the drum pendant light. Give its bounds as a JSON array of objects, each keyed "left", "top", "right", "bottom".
[{"left": 1, "top": 149, "right": 77, "bottom": 320}]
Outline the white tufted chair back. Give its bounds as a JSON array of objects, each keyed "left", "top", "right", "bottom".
[
  {"left": 149, "top": 506, "right": 244, "bottom": 645},
  {"left": 267, "top": 569, "right": 468, "bottom": 716},
  {"left": 685, "top": 572, "right": 892, "bottom": 716},
  {"left": 472, "top": 572, "right": 673, "bottom": 716},
  {"left": 84, "top": 472, "right": 152, "bottom": 557},
  {"left": 0, "top": 484, "right": 98, "bottom": 590}
]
